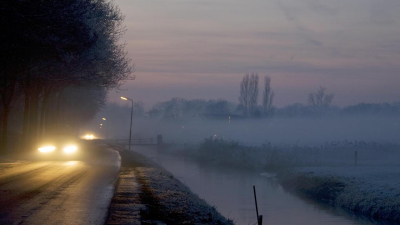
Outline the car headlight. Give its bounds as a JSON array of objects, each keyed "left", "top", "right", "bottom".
[
  {"left": 84, "top": 134, "right": 94, "bottom": 140},
  {"left": 63, "top": 145, "right": 77, "bottom": 154},
  {"left": 38, "top": 146, "right": 56, "bottom": 153}
]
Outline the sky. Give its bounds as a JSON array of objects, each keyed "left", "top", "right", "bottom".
[{"left": 110, "top": 0, "right": 400, "bottom": 108}]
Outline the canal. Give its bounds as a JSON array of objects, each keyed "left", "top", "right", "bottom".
[{"left": 132, "top": 146, "right": 378, "bottom": 225}]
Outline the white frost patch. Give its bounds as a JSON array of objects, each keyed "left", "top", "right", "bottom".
[{"left": 295, "top": 166, "right": 400, "bottom": 221}]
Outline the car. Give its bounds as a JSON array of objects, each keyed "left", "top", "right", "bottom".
[{"left": 35, "top": 133, "right": 81, "bottom": 159}]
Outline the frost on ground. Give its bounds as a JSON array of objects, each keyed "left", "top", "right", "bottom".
[
  {"left": 137, "top": 166, "right": 233, "bottom": 224},
  {"left": 106, "top": 144, "right": 233, "bottom": 225},
  {"left": 279, "top": 166, "right": 400, "bottom": 223},
  {"left": 163, "top": 139, "right": 400, "bottom": 223}
]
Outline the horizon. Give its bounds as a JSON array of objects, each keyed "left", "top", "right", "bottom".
[
  {"left": 106, "top": 95, "right": 400, "bottom": 112},
  {"left": 111, "top": 0, "right": 400, "bottom": 108}
]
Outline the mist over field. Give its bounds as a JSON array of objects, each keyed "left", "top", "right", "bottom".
[{"left": 85, "top": 100, "right": 400, "bottom": 146}]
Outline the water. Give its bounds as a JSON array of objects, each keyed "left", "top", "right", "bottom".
[{"left": 132, "top": 146, "right": 380, "bottom": 225}]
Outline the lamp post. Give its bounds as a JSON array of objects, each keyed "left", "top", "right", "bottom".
[
  {"left": 121, "top": 96, "right": 133, "bottom": 151},
  {"left": 102, "top": 118, "right": 108, "bottom": 140}
]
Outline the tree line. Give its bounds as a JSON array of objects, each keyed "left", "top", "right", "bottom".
[
  {"left": 99, "top": 96, "right": 400, "bottom": 130},
  {"left": 0, "top": 0, "right": 133, "bottom": 153},
  {"left": 238, "top": 73, "right": 336, "bottom": 117}
]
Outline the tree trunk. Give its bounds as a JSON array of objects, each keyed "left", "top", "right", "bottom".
[
  {"left": 1, "top": 105, "right": 11, "bottom": 154},
  {"left": 28, "top": 82, "right": 41, "bottom": 146},
  {"left": 0, "top": 84, "right": 16, "bottom": 153},
  {"left": 39, "top": 91, "right": 50, "bottom": 138},
  {"left": 55, "top": 90, "right": 63, "bottom": 132},
  {"left": 21, "top": 81, "right": 31, "bottom": 150}
]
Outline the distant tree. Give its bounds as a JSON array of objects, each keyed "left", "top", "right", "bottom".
[
  {"left": 206, "top": 99, "right": 230, "bottom": 114},
  {"left": 183, "top": 99, "right": 206, "bottom": 115},
  {"left": 308, "top": 86, "right": 334, "bottom": 113},
  {"left": 216, "top": 99, "right": 230, "bottom": 114},
  {"left": 239, "top": 73, "right": 259, "bottom": 117},
  {"left": 164, "top": 98, "right": 185, "bottom": 119},
  {"left": 147, "top": 105, "right": 162, "bottom": 118},
  {"left": 239, "top": 74, "right": 250, "bottom": 116},
  {"left": 342, "top": 102, "right": 400, "bottom": 115},
  {"left": 275, "top": 103, "right": 311, "bottom": 117},
  {"left": 132, "top": 101, "right": 145, "bottom": 116},
  {"left": 249, "top": 74, "right": 259, "bottom": 116},
  {"left": 262, "top": 76, "right": 274, "bottom": 117}
]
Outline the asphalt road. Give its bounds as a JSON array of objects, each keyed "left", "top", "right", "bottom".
[{"left": 0, "top": 143, "right": 121, "bottom": 225}]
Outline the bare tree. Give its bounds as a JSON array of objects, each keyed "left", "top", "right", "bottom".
[
  {"left": 239, "top": 73, "right": 259, "bottom": 117},
  {"left": 262, "top": 76, "right": 274, "bottom": 116},
  {"left": 308, "top": 86, "right": 334, "bottom": 113},
  {"left": 239, "top": 74, "right": 250, "bottom": 116},
  {"left": 248, "top": 73, "right": 259, "bottom": 116}
]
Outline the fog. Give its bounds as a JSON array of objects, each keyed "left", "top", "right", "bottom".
[
  {"left": 81, "top": 99, "right": 400, "bottom": 224},
  {"left": 84, "top": 102, "right": 400, "bottom": 146}
]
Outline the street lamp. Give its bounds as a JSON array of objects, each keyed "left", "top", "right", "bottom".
[
  {"left": 102, "top": 118, "right": 108, "bottom": 140},
  {"left": 120, "top": 96, "right": 133, "bottom": 151}
]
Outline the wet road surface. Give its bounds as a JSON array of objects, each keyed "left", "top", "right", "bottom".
[{"left": 0, "top": 143, "right": 120, "bottom": 225}]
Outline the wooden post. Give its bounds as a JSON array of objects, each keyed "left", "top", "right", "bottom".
[
  {"left": 355, "top": 151, "right": 358, "bottom": 167},
  {"left": 253, "top": 186, "right": 263, "bottom": 225}
]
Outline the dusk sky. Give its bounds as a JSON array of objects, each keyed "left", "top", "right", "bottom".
[{"left": 110, "top": 0, "right": 400, "bottom": 107}]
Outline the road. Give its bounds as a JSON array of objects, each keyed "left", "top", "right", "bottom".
[{"left": 0, "top": 143, "right": 121, "bottom": 225}]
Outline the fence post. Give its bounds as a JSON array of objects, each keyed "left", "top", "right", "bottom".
[{"left": 253, "top": 185, "right": 263, "bottom": 225}]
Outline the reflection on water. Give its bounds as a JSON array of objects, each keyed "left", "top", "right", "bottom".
[{"left": 132, "top": 147, "right": 380, "bottom": 225}]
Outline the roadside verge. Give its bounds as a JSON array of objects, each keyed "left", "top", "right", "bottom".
[{"left": 106, "top": 144, "right": 234, "bottom": 224}]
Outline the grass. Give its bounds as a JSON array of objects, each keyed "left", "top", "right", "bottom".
[{"left": 169, "top": 137, "right": 400, "bottom": 171}]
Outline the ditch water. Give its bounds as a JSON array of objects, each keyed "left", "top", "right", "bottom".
[{"left": 132, "top": 146, "right": 379, "bottom": 225}]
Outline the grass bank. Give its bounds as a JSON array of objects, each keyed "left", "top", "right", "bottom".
[
  {"left": 279, "top": 168, "right": 400, "bottom": 224},
  {"left": 106, "top": 144, "right": 234, "bottom": 224}
]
